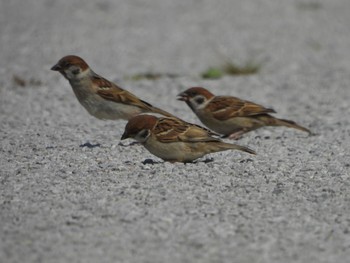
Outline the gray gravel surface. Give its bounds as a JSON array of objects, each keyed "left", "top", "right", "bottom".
[{"left": 1, "top": 0, "right": 350, "bottom": 262}]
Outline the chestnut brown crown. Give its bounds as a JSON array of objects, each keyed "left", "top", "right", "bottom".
[
  {"left": 177, "top": 87, "right": 215, "bottom": 102},
  {"left": 121, "top": 114, "right": 158, "bottom": 140},
  {"left": 51, "top": 55, "right": 90, "bottom": 72}
]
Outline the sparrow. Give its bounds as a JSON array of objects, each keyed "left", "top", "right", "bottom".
[
  {"left": 121, "top": 114, "right": 256, "bottom": 163},
  {"left": 51, "top": 55, "right": 174, "bottom": 120},
  {"left": 177, "top": 87, "right": 311, "bottom": 139}
]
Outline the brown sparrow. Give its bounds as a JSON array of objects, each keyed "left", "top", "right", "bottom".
[
  {"left": 178, "top": 87, "right": 311, "bottom": 139},
  {"left": 51, "top": 55, "right": 174, "bottom": 120},
  {"left": 121, "top": 114, "right": 256, "bottom": 163}
]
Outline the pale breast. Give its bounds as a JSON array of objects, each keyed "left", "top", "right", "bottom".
[{"left": 70, "top": 82, "right": 142, "bottom": 120}]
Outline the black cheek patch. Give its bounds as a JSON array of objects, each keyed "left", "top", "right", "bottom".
[{"left": 195, "top": 97, "right": 205, "bottom": 104}]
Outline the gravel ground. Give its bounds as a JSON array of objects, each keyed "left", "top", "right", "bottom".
[{"left": 1, "top": 0, "right": 350, "bottom": 262}]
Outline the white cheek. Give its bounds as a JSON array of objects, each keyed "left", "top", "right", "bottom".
[
  {"left": 196, "top": 102, "right": 206, "bottom": 110},
  {"left": 64, "top": 69, "right": 75, "bottom": 79}
]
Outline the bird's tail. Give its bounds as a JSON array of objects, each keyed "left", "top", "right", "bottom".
[
  {"left": 256, "top": 114, "right": 311, "bottom": 134},
  {"left": 141, "top": 98, "right": 176, "bottom": 118},
  {"left": 150, "top": 106, "right": 177, "bottom": 118},
  {"left": 273, "top": 118, "right": 312, "bottom": 134}
]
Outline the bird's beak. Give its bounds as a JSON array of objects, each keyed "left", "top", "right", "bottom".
[
  {"left": 121, "top": 132, "right": 129, "bottom": 140},
  {"left": 177, "top": 92, "right": 188, "bottom": 101},
  {"left": 50, "top": 63, "right": 62, "bottom": 71}
]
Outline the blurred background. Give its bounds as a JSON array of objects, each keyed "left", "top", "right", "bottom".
[{"left": 1, "top": 0, "right": 349, "bottom": 80}]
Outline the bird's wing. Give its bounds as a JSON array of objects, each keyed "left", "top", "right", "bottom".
[{"left": 209, "top": 96, "right": 276, "bottom": 121}]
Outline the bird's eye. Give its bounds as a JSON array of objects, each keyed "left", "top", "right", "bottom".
[
  {"left": 195, "top": 97, "right": 205, "bottom": 104},
  {"left": 72, "top": 68, "right": 80, "bottom": 75}
]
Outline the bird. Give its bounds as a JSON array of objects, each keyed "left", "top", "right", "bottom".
[
  {"left": 121, "top": 114, "right": 256, "bottom": 163},
  {"left": 177, "top": 87, "right": 311, "bottom": 139},
  {"left": 51, "top": 55, "right": 174, "bottom": 120}
]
